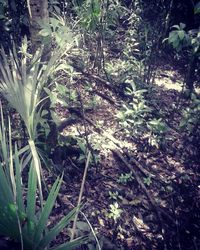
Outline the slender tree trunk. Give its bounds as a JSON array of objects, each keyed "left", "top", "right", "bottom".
[
  {"left": 186, "top": 55, "right": 197, "bottom": 92},
  {"left": 28, "top": 0, "right": 57, "bottom": 150},
  {"left": 28, "top": 0, "right": 49, "bottom": 52},
  {"left": 8, "top": 0, "right": 20, "bottom": 44}
]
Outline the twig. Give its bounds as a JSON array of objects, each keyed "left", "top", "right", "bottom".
[
  {"left": 67, "top": 157, "right": 82, "bottom": 174},
  {"left": 71, "top": 151, "right": 91, "bottom": 240}
]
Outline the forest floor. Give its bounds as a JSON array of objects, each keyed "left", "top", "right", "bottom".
[
  {"left": 2, "top": 65, "right": 199, "bottom": 250},
  {"left": 1, "top": 26, "right": 200, "bottom": 250},
  {"left": 46, "top": 62, "right": 200, "bottom": 250}
]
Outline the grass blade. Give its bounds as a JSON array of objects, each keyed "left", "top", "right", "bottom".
[
  {"left": 26, "top": 164, "right": 37, "bottom": 236},
  {"left": 50, "top": 237, "right": 88, "bottom": 250},
  {"left": 15, "top": 144, "right": 25, "bottom": 213},
  {"left": 33, "top": 175, "right": 62, "bottom": 245},
  {"left": 38, "top": 207, "right": 78, "bottom": 248}
]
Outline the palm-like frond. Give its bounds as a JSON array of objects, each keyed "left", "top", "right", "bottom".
[
  {"left": 0, "top": 36, "right": 85, "bottom": 250},
  {"left": 1, "top": 44, "right": 51, "bottom": 140},
  {"left": 0, "top": 107, "right": 87, "bottom": 249},
  {"left": 0, "top": 39, "right": 71, "bottom": 202}
]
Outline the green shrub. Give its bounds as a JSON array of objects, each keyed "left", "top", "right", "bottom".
[
  {"left": 147, "top": 118, "right": 168, "bottom": 148},
  {"left": 116, "top": 84, "right": 151, "bottom": 136},
  {"left": 180, "top": 93, "right": 200, "bottom": 134}
]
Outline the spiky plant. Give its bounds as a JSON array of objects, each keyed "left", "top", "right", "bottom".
[
  {"left": 0, "top": 104, "right": 87, "bottom": 250},
  {"left": 0, "top": 38, "right": 73, "bottom": 202}
]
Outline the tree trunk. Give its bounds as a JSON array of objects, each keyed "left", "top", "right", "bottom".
[
  {"left": 28, "top": 0, "right": 49, "bottom": 52},
  {"left": 28, "top": 0, "right": 57, "bottom": 151},
  {"left": 185, "top": 55, "right": 197, "bottom": 92}
]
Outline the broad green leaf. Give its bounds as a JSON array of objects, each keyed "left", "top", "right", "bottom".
[
  {"left": 169, "top": 31, "right": 178, "bottom": 43},
  {"left": 178, "top": 30, "right": 185, "bottom": 40},
  {"left": 179, "top": 23, "right": 186, "bottom": 30}
]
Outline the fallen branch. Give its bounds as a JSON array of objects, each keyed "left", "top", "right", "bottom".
[
  {"left": 83, "top": 73, "right": 114, "bottom": 91},
  {"left": 57, "top": 116, "right": 80, "bottom": 132},
  {"left": 129, "top": 155, "right": 156, "bottom": 179},
  {"left": 112, "top": 149, "right": 164, "bottom": 231},
  {"left": 92, "top": 90, "right": 116, "bottom": 105},
  {"left": 112, "top": 150, "right": 158, "bottom": 208},
  {"left": 84, "top": 116, "right": 122, "bottom": 147},
  {"left": 58, "top": 109, "right": 162, "bottom": 184},
  {"left": 124, "top": 152, "right": 167, "bottom": 185},
  {"left": 69, "top": 57, "right": 115, "bottom": 92}
]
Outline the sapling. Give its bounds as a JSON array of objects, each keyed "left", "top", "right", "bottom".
[{"left": 106, "top": 202, "right": 123, "bottom": 239}]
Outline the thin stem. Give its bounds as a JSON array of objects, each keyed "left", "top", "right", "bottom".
[
  {"left": 80, "top": 210, "right": 101, "bottom": 250},
  {"left": 71, "top": 151, "right": 91, "bottom": 240}
]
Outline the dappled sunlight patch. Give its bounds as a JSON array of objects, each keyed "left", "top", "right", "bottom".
[{"left": 155, "top": 70, "right": 183, "bottom": 91}]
